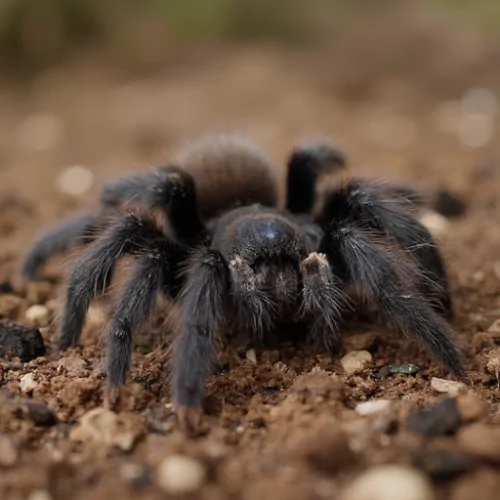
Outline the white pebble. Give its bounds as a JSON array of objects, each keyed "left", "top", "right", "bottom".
[
  {"left": 69, "top": 408, "right": 140, "bottom": 452},
  {"left": 458, "top": 113, "right": 494, "bottom": 149},
  {"left": 431, "top": 377, "right": 466, "bottom": 396},
  {"left": 341, "top": 350, "right": 372, "bottom": 374},
  {"left": 340, "top": 465, "right": 435, "bottom": 500},
  {"left": 355, "top": 400, "right": 391, "bottom": 416},
  {"left": 19, "top": 373, "right": 37, "bottom": 393},
  {"left": 25, "top": 305, "right": 50, "bottom": 327},
  {"left": 28, "top": 490, "right": 53, "bottom": 500},
  {"left": 56, "top": 165, "right": 94, "bottom": 196},
  {"left": 418, "top": 210, "right": 449, "bottom": 238},
  {"left": 461, "top": 87, "right": 498, "bottom": 117},
  {"left": 246, "top": 349, "right": 257, "bottom": 364},
  {"left": 157, "top": 455, "right": 207, "bottom": 494}
]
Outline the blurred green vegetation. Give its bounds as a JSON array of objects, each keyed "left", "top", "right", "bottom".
[{"left": 0, "top": 0, "right": 498, "bottom": 72}]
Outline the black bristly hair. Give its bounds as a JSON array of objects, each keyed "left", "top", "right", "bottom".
[{"left": 20, "top": 133, "right": 465, "bottom": 435}]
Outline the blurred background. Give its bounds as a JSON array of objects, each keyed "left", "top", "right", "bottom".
[{"left": 0, "top": 0, "right": 499, "bottom": 251}]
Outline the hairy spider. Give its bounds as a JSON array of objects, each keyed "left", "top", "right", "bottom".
[{"left": 21, "top": 133, "right": 464, "bottom": 434}]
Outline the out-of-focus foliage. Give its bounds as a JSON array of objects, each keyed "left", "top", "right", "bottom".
[{"left": 0, "top": 0, "right": 498, "bottom": 72}]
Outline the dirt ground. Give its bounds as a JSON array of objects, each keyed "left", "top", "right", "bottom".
[{"left": 2, "top": 41, "right": 500, "bottom": 500}]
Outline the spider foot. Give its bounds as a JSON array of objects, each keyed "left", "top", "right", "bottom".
[{"left": 175, "top": 405, "right": 203, "bottom": 437}]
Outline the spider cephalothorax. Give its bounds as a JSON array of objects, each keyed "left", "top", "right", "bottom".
[{"left": 21, "top": 133, "right": 464, "bottom": 434}]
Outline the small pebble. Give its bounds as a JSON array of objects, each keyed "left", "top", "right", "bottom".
[
  {"left": 22, "top": 400, "right": 57, "bottom": 426},
  {"left": 432, "top": 189, "right": 467, "bottom": 218},
  {"left": 19, "top": 373, "right": 38, "bottom": 393},
  {"left": 431, "top": 377, "right": 466, "bottom": 396},
  {"left": 340, "top": 465, "right": 435, "bottom": 500},
  {"left": 388, "top": 364, "right": 421, "bottom": 375},
  {"left": 419, "top": 210, "right": 449, "bottom": 237},
  {"left": 461, "top": 87, "right": 498, "bottom": 117},
  {"left": 56, "top": 165, "right": 94, "bottom": 196},
  {"left": 0, "top": 435, "right": 19, "bottom": 467},
  {"left": 0, "top": 281, "right": 14, "bottom": 294},
  {"left": 413, "top": 448, "right": 474, "bottom": 480},
  {"left": 0, "top": 320, "right": 45, "bottom": 361},
  {"left": 406, "top": 398, "right": 461, "bottom": 437},
  {"left": 157, "top": 455, "right": 207, "bottom": 494},
  {"left": 341, "top": 350, "right": 372, "bottom": 374},
  {"left": 70, "top": 408, "right": 143, "bottom": 452},
  {"left": 355, "top": 400, "right": 392, "bottom": 416},
  {"left": 246, "top": 349, "right": 257, "bottom": 364},
  {"left": 25, "top": 305, "right": 50, "bottom": 328},
  {"left": 458, "top": 423, "right": 500, "bottom": 463},
  {"left": 28, "top": 490, "right": 53, "bottom": 500}
]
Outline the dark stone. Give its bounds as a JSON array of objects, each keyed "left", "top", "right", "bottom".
[
  {"left": 388, "top": 364, "right": 421, "bottom": 375},
  {"left": 0, "top": 320, "right": 45, "bottom": 361},
  {"left": 406, "top": 398, "right": 461, "bottom": 437},
  {"left": 0, "top": 281, "right": 14, "bottom": 294},
  {"left": 23, "top": 400, "right": 57, "bottom": 426},
  {"left": 413, "top": 448, "right": 475, "bottom": 480},
  {"left": 433, "top": 189, "right": 467, "bottom": 218}
]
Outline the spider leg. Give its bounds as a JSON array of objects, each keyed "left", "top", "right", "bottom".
[
  {"left": 107, "top": 250, "right": 181, "bottom": 390},
  {"left": 21, "top": 211, "right": 99, "bottom": 280},
  {"left": 100, "top": 165, "right": 204, "bottom": 243},
  {"left": 286, "top": 143, "right": 346, "bottom": 214},
  {"left": 319, "top": 179, "right": 452, "bottom": 316},
  {"left": 59, "top": 213, "right": 187, "bottom": 349},
  {"left": 22, "top": 166, "right": 204, "bottom": 281},
  {"left": 171, "top": 249, "right": 229, "bottom": 434},
  {"left": 299, "top": 252, "right": 350, "bottom": 350},
  {"left": 319, "top": 222, "right": 465, "bottom": 376}
]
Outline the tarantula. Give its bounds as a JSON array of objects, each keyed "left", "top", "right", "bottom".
[{"left": 21, "top": 133, "right": 464, "bottom": 433}]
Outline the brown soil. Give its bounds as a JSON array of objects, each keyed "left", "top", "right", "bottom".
[{"left": 1, "top": 45, "right": 500, "bottom": 500}]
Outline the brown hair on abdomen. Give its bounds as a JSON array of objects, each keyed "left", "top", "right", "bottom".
[{"left": 175, "top": 134, "right": 279, "bottom": 220}]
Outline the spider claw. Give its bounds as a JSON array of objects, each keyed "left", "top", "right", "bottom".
[
  {"left": 105, "top": 387, "right": 121, "bottom": 410},
  {"left": 175, "top": 405, "right": 202, "bottom": 436}
]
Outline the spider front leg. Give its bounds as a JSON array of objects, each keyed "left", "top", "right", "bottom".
[
  {"left": 319, "top": 222, "right": 465, "bottom": 376},
  {"left": 21, "top": 211, "right": 100, "bottom": 280},
  {"left": 59, "top": 213, "right": 187, "bottom": 349},
  {"left": 171, "top": 249, "right": 229, "bottom": 435},
  {"left": 299, "top": 252, "right": 350, "bottom": 350},
  {"left": 319, "top": 180, "right": 453, "bottom": 316}
]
